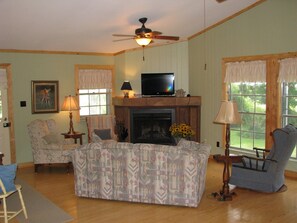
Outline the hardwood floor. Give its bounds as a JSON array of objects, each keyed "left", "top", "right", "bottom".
[{"left": 11, "top": 160, "right": 297, "bottom": 223}]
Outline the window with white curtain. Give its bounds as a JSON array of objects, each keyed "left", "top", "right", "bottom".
[
  {"left": 77, "top": 69, "right": 113, "bottom": 116},
  {"left": 279, "top": 58, "right": 297, "bottom": 159},
  {"left": 225, "top": 60, "right": 267, "bottom": 151},
  {"left": 223, "top": 54, "right": 297, "bottom": 160}
]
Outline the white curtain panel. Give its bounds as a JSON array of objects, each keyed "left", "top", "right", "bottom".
[
  {"left": 278, "top": 58, "right": 297, "bottom": 83},
  {"left": 225, "top": 60, "right": 266, "bottom": 83},
  {"left": 79, "top": 69, "right": 112, "bottom": 89}
]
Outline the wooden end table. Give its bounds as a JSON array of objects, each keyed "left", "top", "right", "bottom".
[
  {"left": 61, "top": 132, "right": 85, "bottom": 145},
  {"left": 0, "top": 153, "right": 4, "bottom": 165},
  {"left": 212, "top": 154, "right": 243, "bottom": 201}
]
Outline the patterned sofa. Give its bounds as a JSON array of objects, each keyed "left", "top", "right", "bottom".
[{"left": 72, "top": 140, "right": 211, "bottom": 207}]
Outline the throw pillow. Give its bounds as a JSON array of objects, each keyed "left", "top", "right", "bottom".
[
  {"left": 0, "top": 164, "right": 17, "bottom": 194},
  {"left": 42, "top": 133, "right": 62, "bottom": 144},
  {"left": 93, "top": 129, "right": 112, "bottom": 140}
]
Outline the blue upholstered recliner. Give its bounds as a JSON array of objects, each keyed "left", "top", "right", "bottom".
[{"left": 229, "top": 124, "right": 297, "bottom": 193}]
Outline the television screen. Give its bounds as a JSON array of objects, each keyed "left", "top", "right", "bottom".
[{"left": 141, "top": 73, "right": 175, "bottom": 96}]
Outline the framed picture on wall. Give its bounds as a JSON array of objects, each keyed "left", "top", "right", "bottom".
[{"left": 31, "top": 80, "right": 59, "bottom": 114}]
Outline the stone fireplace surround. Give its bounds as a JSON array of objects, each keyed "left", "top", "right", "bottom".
[{"left": 113, "top": 96, "right": 201, "bottom": 143}]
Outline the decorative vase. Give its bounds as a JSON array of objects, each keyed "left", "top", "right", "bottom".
[{"left": 174, "top": 137, "right": 181, "bottom": 145}]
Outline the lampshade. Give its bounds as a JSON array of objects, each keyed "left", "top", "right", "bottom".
[
  {"left": 61, "top": 95, "right": 80, "bottom": 112},
  {"left": 214, "top": 100, "right": 241, "bottom": 125},
  {"left": 135, "top": 38, "right": 152, "bottom": 46},
  {"left": 120, "top": 81, "right": 132, "bottom": 91}
]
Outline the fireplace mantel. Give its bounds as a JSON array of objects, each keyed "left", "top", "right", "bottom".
[
  {"left": 113, "top": 96, "right": 201, "bottom": 107},
  {"left": 113, "top": 96, "right": 201, "bottom": 142}
]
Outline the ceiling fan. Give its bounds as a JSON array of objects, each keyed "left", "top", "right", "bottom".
[{"left": 113, "top": 17, "right": 179, "bottom": 47}]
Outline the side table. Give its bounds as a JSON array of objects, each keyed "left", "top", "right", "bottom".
[
  {"left": 212, "top": 154, "right": 243, "bottom": 201},
  {"left": 0, "top": 153, "right": 4, "bottom": 165},
  {"left": 213, "top": 154, "right": 243, "bottom": 163},
  {"left": 61, "top": 132, "right": 85, "bottom": 145}
]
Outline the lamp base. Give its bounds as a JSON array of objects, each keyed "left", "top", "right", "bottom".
[
  {"left": 67, "top": 130, "right": 77, "bottom": 135},
  {"left": 123, "top": 92, "right": 129, "bottom": 98},
  {"left": 211, "top": 191, "right": 236, "bottom": 201},
  {"left": 67, "top": 111, "right": 77, "bottom": 135}
]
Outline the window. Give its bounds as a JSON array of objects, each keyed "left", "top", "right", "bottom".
[
  {"left": 224, "top": 60, "right": 266, "bottom": 151},
  {"left": 279, "top": 58, "right": 297, "bottom": 159},
  {"left": 281, "top": 82, "right": 297, "bottom": 159},
  {"left": 0, "top": 90, "right": 2, "bottom": 119},
  {"left": 75, "top": 66, "right": 114, "bottom": 117},
  {"left": 223, "top": 54, "right": 297, "bottom": 159},
  {"left": 229, "top": 82, "right": 266, "bottom": 150},
  {"left": 79, "top": 89, "right": 111, "bottom": 116},
  {"left": 281, "top": 82, "right": 297, "bottom": 127}
]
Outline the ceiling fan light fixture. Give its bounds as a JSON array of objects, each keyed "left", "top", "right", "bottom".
[{"left": 135, "top": 37, "right": 152, "bottom": 46}]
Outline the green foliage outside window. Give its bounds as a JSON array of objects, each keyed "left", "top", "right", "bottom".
[
  {"left": 229, "top": 82, "right": 297, "bottom": 159},
  {"left": 229, "top": 82, "right": 266, "bottom": 151}
]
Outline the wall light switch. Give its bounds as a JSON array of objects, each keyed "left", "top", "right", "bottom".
[{"left": 20, "top": 101, "right": 26, "bottom": 107}]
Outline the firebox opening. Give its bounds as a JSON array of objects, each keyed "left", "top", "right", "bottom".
[{"left": 130, "top": 108, "right": 175, "bottom": 145}]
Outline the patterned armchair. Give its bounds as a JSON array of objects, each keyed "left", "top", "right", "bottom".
[
  {"left": 86, "top": 115, "right": 117, "bottom": 142},
  {"left": 27, "top": 119, "right": 80, "bottom": 172}
]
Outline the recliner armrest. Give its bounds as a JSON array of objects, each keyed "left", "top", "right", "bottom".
[
  {"left": 253, "top": 147, "right": 270, "bottom": 158},
  {"left": 241, "top": 155, "right": 276, "bottom": 171}
]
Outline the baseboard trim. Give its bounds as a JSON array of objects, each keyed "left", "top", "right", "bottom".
[
  {"left": 17, "top": 162, "right": 34, "bottom": 169},
  {"left": 284, "top": 170, "right": 297, "bottom": 179},
  {"left": 18, "top": 158, "right": 297, "bottom": 178}
]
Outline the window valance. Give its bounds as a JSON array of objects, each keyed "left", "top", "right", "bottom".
[
  {"left": 225, "top": 60, "right": 266, "bottom": 83},
  {"left": 278, "top": 58, "right": 297, "bottom": 83},
  {"left": 78, "top": 69, "right": 112, "bottom": 89},
  {"left": 0, "top": 69, "right": 7, "bottom": 89}
]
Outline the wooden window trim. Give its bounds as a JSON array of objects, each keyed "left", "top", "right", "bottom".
[
  {"left": 222, "top": 52, "right": 297, "bottom": 149},
  {"left": 74, "top": 64, "right": 115, "bottom": 121}
]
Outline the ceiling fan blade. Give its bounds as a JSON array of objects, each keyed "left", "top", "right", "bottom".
[
  {"left": 112, "top": 17, "right": 179, "bottom": 46},
  {"left": 113, "top": 37, "right": 135, "bottom": 42},
  {"left": 151, "top": 31, "right": 162, "bottom": 36},
  {"left": 216, "top": 0, "right": 227, "bottom": 3},
  {"left": 153, "top": 35, "right": 179, "bottom": 41},
  {"left": 113, "top": 34, "right": 136, "bottom": 37}
]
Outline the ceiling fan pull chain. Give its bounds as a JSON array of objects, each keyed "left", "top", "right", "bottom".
[{"left": 142, "top": 46, "right": 145, "bottom": 61}]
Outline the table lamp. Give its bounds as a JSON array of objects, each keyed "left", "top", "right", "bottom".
[
  {"left": 61, "top": 95, "right": 80, "bottom": 134},
  {"left": 121, "top": 81, "right": 132, "bottom": 98}
]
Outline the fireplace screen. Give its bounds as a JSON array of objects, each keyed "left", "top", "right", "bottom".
[{"left": 130, "top": 108, "right": 175, "bottom": 145}]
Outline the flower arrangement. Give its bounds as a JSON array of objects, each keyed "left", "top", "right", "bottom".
[{"left": 169, "top": 123, "right": 195, "bottom": 139}]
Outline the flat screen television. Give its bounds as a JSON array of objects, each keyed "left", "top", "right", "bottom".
[{"left": 141, "top": 73, "right": 175, "bottom": 96}]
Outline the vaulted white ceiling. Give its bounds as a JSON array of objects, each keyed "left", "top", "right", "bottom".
[{"left": 0, "top": 0, "right": 261, "bottom": 54}]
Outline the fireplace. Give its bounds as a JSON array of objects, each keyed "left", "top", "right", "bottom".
[
  {"left": 113, "top": 97, "right": 201, "bottom": 143},
  {"left": 130, "top": 108, "right": 175, "bottom": 144}
]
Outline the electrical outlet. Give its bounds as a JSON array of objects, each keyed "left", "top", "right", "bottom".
[
  {"left": 3, "top": 122, "right": 11, "bottom": 128},
  {"left": 216, "top": 141, "right": 220, "bottom": 147}
]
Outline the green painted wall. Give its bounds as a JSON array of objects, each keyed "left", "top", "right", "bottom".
[
  {"left": 188, "top": 0, "right": 297, "bottom": 170},
  {"left": 116, "top": 41, "right": 189, "bottom": 97},
  {"left": 0, "top": 52, "right": 114, "bottom": 163}
]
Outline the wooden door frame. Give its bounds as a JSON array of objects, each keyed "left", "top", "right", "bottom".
[{"left": 0, "top": 64, "right": 16, "bottom": 163}]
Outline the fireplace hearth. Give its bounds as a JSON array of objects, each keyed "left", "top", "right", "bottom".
[{"left": 130, "top": 108, "right": 175, "bottom": 144}]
